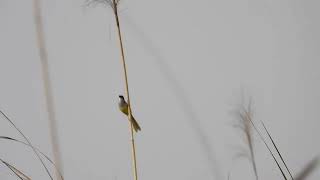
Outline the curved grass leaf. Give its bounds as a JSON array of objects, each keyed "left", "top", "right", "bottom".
[
  {"left": 0, "top": 109, "right": 53, "bottom": 180},
  {"left": 0, "top": 136, "right": 64, "bottom": 180}
]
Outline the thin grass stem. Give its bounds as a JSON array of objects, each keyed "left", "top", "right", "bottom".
[
  {"left": 243, "top": 110, "right": 287, "bottom": 180},
  {"left": 261, "top": 121, "right": 294, "bottom": 180}
]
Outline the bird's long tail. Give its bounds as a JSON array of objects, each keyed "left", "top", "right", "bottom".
[{"left": 129, "top": 115, "right": 141, "bottom": 132}]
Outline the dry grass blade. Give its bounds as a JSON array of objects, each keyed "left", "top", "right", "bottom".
[
  {"left": 0, "top": 158, "right": 31, "bottom": 180},
  {"left": 6, "top": 162, "right": 32, "bottom": 180},
  {"left": 242, "top": 108, "right": 287, "bottom": 180},
  {"left": 294, "top": 157, "right": 319, "bottom": 180},
  {"left": 0, "top": 110, "right": 53, "bottom": 180},
  {"left": 0, "top": 136, "right": 64, "bottom": 180},
  {"left": 261, "top": 121, "right": 294, "bottom": 180}
]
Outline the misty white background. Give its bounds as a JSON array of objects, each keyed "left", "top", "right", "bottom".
[{"left": 0, "top": 0, "right": 319, "bottom": 179}]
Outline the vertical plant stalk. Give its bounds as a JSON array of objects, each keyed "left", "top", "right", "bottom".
[
  {"left": 33, "top": 0, "right": 63, "bottom": 179},
  {"left": 112, "top": 1, "right": 138, "bottom": 180}
]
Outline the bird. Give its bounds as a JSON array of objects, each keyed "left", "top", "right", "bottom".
[{"left": 118, "top": 95, "right": 141, "bottom": 132}]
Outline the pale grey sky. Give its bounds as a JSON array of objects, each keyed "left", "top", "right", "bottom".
[{"left": 0, "top": 0, "right": 319, "bottom": 180}]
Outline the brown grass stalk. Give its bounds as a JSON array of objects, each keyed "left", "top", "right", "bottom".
[
  {"left": 112, "top": 1, "right": 139, "bottom": 180},
  {"left": 85, "top": 0, "right": 139, "bottom": 179},
  {"left": 33, "top": 0, "right": 63, "bottom": 179}
]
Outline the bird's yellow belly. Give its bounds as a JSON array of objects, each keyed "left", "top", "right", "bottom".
[{"left": 119, "top": 106, "right": 128, "bottom": 115}]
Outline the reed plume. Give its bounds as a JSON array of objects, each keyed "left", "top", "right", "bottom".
[{"left": 237, "top": 102, "right": 258, "bottom": 180}]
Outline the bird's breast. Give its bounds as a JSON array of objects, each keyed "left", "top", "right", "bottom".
[{"left": 119, "top": 103, "right": 129, "bottom": 115}]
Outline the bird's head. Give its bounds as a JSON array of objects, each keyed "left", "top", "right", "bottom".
[{"left": 119, "top": 95, "right": 125, "bottom": 101}]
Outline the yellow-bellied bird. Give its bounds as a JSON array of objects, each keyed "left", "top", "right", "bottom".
[{"left": 118, "top": 95, "right": 141, "bottom": 132}]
